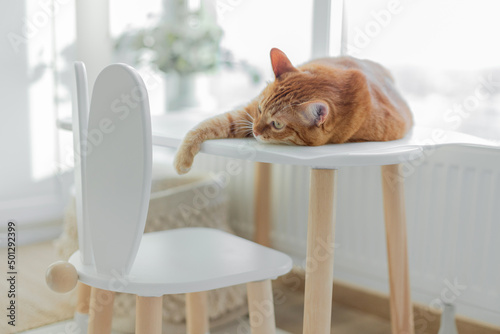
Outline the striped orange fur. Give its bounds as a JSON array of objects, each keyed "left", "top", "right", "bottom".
[{"left": 174, "top": 48, "right": 413, "bottom": 174}]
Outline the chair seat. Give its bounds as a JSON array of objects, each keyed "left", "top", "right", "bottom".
[{"left": 69, "top": 227, "right": 292, "bottom": 296}]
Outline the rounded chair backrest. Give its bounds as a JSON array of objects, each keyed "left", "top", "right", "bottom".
[
  {"left": 73, "top": 61, "right": 93, "bottom": 265},
  {"left": 85, "top": 64, "right": 152, "bottom": 276}
]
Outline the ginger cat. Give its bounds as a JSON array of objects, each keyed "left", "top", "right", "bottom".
[{"left": 174, "top": 48, "right": 412, "bottom": 174}]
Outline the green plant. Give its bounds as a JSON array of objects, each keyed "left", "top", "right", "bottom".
[
  {"left": 117, "top": 1, "right": 222, "bottom": 75},
  {"left": 116, "top": 1, "right": 261, "bottom": 84}
]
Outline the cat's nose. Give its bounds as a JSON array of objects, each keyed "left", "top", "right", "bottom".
[{"left": 253, "top": 130, "right": 260, "bottom": 137}]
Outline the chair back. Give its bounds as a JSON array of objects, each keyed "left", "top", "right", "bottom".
[
  {"left": 84, "top": 64, "right": 152, "bottom": 276},
  {"left": 73, "top": 61, "right": 93, "bottom": 265}
]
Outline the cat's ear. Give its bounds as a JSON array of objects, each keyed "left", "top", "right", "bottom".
[
  {"left": 301, "top": 101, "right": 329, "bottom": 127},
  {"left": 270, "top": 48, "right": 298, "bottom": 79}
]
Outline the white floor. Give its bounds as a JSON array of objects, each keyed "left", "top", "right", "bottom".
[{"left": 19, "top": 317, "right": 291, "bottom": 334}]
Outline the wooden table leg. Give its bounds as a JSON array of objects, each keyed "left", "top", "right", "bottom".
[
  {"left": 186, "top": 291, "right": 209, "bottom": 334},
  {"left": 247, "top": 280, "right": 276, "bottom": 334},
  {"left": 88, "top": 287, "right": 115, "bottom": 334},
  {"left": 381, "top": 164, "right": 415, "bottom": 334},
  {"left": 254, "top": 162, "right": 272, "bottom": 247},
  {"left": 303, "top": 169, "right": 337, "bottom": 334},
  {"left": 136, "top": 296, "right": 163, "bottom": 334}
]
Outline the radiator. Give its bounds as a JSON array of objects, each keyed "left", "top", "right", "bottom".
[{"left": 189, "top": 145, "right": 500, "bottom": 326}]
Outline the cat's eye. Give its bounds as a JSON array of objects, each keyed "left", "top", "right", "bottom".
[{"left": 272, "top": 121, "right": 285, "bottom": 129}]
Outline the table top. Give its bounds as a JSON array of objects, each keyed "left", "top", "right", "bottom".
[{"left": 59, "top": 113, "right": 499, "bottom": 168}]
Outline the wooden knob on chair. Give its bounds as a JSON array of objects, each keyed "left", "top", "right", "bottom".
[{"left": 46, "top": 261, "right": 78, "bottom": 293}]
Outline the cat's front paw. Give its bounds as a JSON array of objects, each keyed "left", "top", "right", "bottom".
[
  {"left": 174, "top": 141, "right": 200, "bottom": 175},
  {"left": 174, "top": 150, "right": 193, "bottom": 175}
]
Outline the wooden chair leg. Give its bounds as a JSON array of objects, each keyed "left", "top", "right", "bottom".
[
  {"left": 136, "top": 296, "right": 163, "bottom": 334},
  {"left": 74, "top": 282, "right": 91, "bottom": 332},
  {"left": 254, "top": 162, "right": 272, "bottom": 247},
  {"left": 88, "top": 287, "right": 115, "bottom": 334},
  {"left": 76, "top": 282, "right": 91, "bottom": 314},
  {"left": 247, "top": 280, "right": 276, "bottom": 334},
  {"left": 381, "top": 164, "right": 415, "bottom": 334},
  {"left": 186, "top": 291, "right": 209, "bottom": 334},
  {"left": 303, "top": 169, "right": 337, "bottom": 334}
]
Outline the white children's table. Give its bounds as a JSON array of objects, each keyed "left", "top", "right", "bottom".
[{"left": 59, "top": 113, "right": 497, "bottom": 334}]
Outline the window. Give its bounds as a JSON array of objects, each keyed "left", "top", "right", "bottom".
[
  {"left": 344, "top": 0, "right": 500, "bottom": 142},
  {"left": 1, "top": 0, "right": 75, "bottom": 245}
]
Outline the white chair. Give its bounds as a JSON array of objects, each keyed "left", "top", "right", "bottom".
[{"left": 46, "top": 63, "right": 293, "bottom": 334}]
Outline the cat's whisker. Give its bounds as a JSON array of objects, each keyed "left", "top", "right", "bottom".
[
  {"left": 232, "top": 120, "right": 253, "bottom": 126},
  {"left": 245, "top": 111, "right": 254, "bottom": 121},
  {"left": 235, "top": 124, "right": 253, "bottom": 129},
  {"left": 235, "top": 124, "right": 254, "bottom": 130},
  {"left": 235, "top": 130, "right": 253, "bottom": 137},
  {"left": 235, "top": 127, "right": 253, "bottom": 133},
  {"left": 231, "top": 119, "right": 253, "bottom": 124},
  {"left": 232, "top": 123, "right": 254, "bottom": 130},
  {"left": 236, "top": 127, "right": 253, "bottom": 133}
]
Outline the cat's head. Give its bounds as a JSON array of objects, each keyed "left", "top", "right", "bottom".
[{"left": 252, "top": 48, "right": 369, "bottom": 145}]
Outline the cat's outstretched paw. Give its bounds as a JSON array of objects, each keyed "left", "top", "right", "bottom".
[
  {"left": 173, "top": 152, "right": 192, "bottom": 175},
  {"left": 173, "top": 146, "right": 196, "bottom": 175}
]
